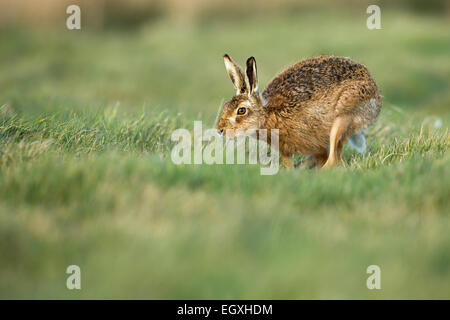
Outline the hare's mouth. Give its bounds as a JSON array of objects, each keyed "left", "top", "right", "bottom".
[
  {"left": 223, "top": 129, "right": 238, "bottom": 139},
  {"left": 221, "top": 128, "right": 259, "bottom": 139}
]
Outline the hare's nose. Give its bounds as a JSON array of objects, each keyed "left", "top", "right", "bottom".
[{"left": 218, "top": 129, "right": 224, "bottom": 136}]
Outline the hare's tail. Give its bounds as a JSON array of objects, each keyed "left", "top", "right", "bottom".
[{"left": 348, "top": 131, "right": 366, "bottom": 154}]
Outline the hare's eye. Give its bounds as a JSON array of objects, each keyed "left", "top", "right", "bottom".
[{"left": 237, "top": 107, "right": 247, "bottom": 115}]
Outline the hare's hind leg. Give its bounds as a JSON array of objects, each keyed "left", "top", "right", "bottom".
[
  {"left": 323, "top": 116, "right": 352, "bottom": 169},
  {"left": 323, "top": 81, "right": 381, "bottom": 169},
  {"left": 315, "top": 153, "right": 328, "bottom": 167}
]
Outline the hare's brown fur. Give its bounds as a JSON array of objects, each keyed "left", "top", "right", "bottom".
[{"left": 217, "top": 54, "right": 382, "bottom": 168}]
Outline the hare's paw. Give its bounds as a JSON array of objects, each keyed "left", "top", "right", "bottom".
[
  {"left": 281, "top": 155, "right": 292, "bottom": 169},
  {"left": 295, "top": 153, "right": 328, "bottom": 169},
  {"left": 294, "top": 156, "right": 317, "bottom": 169}
]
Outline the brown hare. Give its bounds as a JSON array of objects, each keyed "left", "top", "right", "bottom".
[{"left": 216, "top": 54, "right": 382, "bottom": 168}]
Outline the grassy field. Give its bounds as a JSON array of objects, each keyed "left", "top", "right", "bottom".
[{"left": 0, "top": 8, "right": 449, "bottom": 299}]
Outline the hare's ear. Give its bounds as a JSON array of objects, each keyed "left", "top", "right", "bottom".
[
  {"left": 246, "top": 56, "right": 258, "bottom": 94},
  {"left": 224, "top": 54, "right": 248, "bottom": 95}
]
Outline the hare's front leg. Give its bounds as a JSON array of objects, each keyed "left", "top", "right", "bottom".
[
  {"left": 323, "top": 116, "right": 352, "bottom": 169},
  {"left": 294, "top": 153, "right": 327, "bottom": 169},
  {"left": 281, "top": 155, "right": 292, "bottom": 168}
]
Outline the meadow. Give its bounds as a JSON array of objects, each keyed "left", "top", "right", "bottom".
[{"left": 0, "top": 7, "right": 449, "bottom": 298}]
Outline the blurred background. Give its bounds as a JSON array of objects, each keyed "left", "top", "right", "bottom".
[
  {"left": 0, "top": 0, "right": 449, "bottom": 299},
  {"left": 1, "top": 0, "right": 449, "bottom": 120},
  {"left": 1, "top": 0, "right": 449, "bottom": 28}
]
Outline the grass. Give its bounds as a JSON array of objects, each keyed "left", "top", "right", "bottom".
[{"left": 0, "top": 7, "right": 449, "bottom": 299}]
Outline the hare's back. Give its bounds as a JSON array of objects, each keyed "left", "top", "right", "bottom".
[{"left": 262, "top": 55, "right": 377, "bottom": 107}]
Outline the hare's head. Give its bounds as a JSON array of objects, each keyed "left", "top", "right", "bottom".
[{"left": 216, "top": 54, "right": 264, "bottom": 138}]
